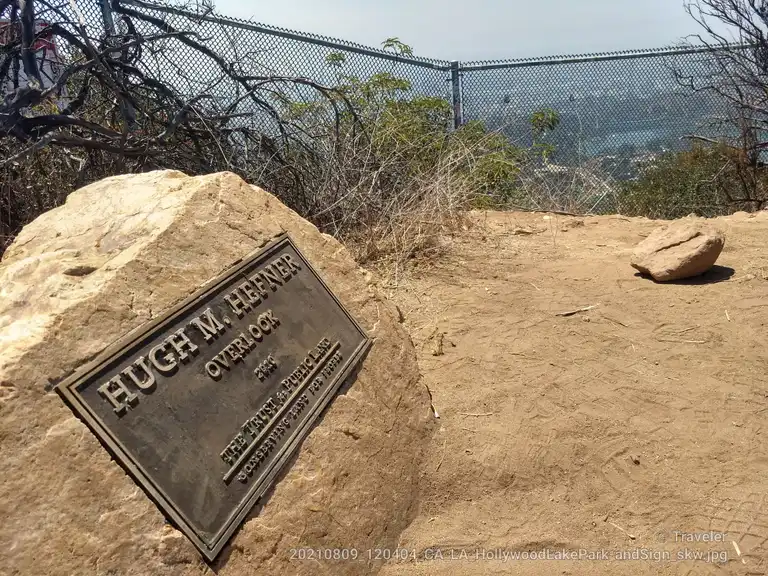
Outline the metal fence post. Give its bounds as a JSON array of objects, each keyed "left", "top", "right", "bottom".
[
  {"left": 98, "top": 0, "right": 116, "bottom": 35},
  {"left": 450, "top": 60, "right": 462, "bottom": 129}
]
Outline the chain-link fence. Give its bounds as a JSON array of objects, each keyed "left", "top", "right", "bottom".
[
  {"left": 458, "top": 48, "right": 743, "bottom": 214},
  {"left": 70, "top": 0, "right": 454, "bottom": 139},
  {"left": 11, "top": 0, "right": 753, "bottom": 217}
]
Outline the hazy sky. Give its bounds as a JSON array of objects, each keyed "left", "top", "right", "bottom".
[{"left": 213, "top": 0, "right": 726, "bottom": 61}]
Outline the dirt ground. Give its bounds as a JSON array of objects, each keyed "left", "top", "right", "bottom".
[{"left": 375, "top": 210, "right": 768, "bottom": 576}]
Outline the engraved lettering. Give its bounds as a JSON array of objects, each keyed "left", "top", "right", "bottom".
[
  {"left": 256, "top": 314, "right": 273, "bottom": 334},
  {"left": 98, "top": 375, "right": 139, "bottom": 415},
  {"left": 220, "top": 451, "right": 235, "bottom": 466},
  {"left": 284, "top": 374, "right": 296, "bottom": 390},
  {"left": 205, "top": 361, "right": 223, "bottom": 381},
  {"left": 248, "top": 324, "right": 264, "bottom": 341},
  {"left": 263, "top": 309, "right": 280, "bottom": 327},
  {"left": 188, "top": 308, "right": 226, "bottom": 342},
  {"left": 167, "top": 328, "right": 199, "bottom": 362},
  {"left": 220, "top": 432, "right": 248, "bottom": 465},
  {"left": 281, "top": 253, "right": 301, "bottom": 273},
  {"left": 320, "top": 350, "right": 344, "bottom": 379},
  {"left": 149, "top": 342, "right": 177, "bottom": 375},
  {"left": 238, "top": 280, "right": 261, "bottom": 306},
  {"left": 224, "top": 343, "right": 243, "bottom": 363},
  {"left": 246, "top": 272, "right": 268, "bottom": 297},
  {"left": 308, "top": 376, "right": 323, "bottom": 395},
  {"left": 224, "top": 288, "right": 250, "bottom": 318},
  {"left": 260, "top": 265, "right": 283, "bottom": 290},
  {"left": 215, "top": 338, "right": 343, "bottom": 487},
  {"left": 121, "top": 357, "right": 156, "bottom": 392},
  {"left": 254, "top": 355, "right": 278, "bottom": 382},
  {"left": 213, "top": 351, "right": 231, "bottom": 371},
  {"left": 241, "top": 417, "right": 260, "bottom": 437},
  {"left": 253, "top": 416, "right": 265, "bottom": 432},
  {"left": 206, "top": 325, "right": 272, "bottom": 379},
  {"left": 55, "top": 234, "right": 372, "bottom": 554},
  {"left": 232, "top": 337, "right": 251, "bottom": 357},
  {"left": 272, "top": 258, "right": 291, "bottom": 280}
]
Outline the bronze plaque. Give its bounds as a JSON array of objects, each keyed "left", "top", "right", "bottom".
[{"left": 55, "top": 234, "right": 371, "bottom": 561}]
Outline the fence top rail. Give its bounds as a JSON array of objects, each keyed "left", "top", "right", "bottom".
[
  {"left": 111, "top": 2, "right": 755, "bottom": 74},
  {"left": 122, "top": 0, "right": 453, "bottom": 70},
  {"left": 459, "top": 43, "right": 754, "bottom": 71}
]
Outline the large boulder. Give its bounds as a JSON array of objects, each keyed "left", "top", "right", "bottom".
[
  {"left": 630, "top": 220, "right": 725, "bottom": 282},
  {"left": 0, "top": 170, "right": 433, "bottom": 576}
]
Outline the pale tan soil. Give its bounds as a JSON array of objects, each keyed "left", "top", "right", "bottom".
[{"left": 377, "top": 210, "right": 768, "bottom": 576}]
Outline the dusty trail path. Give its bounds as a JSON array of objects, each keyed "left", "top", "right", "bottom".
[{"left": 378, "top": 210, "right": 768, "bottom": 575}]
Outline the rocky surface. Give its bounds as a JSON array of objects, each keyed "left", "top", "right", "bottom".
[
  {"left": 630, "top": 220, "right": 725, "bottom": 282},
  {"left": 0, "top": 170, "right": 433, "bottom": 576}
]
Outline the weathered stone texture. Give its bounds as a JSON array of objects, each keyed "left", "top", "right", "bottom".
[
  {"left": 0, "top": 170, "right": 432, "bottom": 576},
  {"left": 631, "top": 220, "right": 725, "bottom": 282}
]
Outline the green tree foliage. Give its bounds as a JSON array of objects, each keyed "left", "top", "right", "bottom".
[
  {"left": 619, "top": 142, "right": 768, "bottom": 218},
  {"left": 381, "top": 37, "right": 414, "bottom": 57},
  {"left": 280, "top": 39, "right": 574, "bottom": 238},
  {"left": 325, "top": 52, "right": 346, "bottom": 67},
  {"left": 286, "top": 43, "right": 526, "bottom": 204},
  {"left": 530, "top": 107, "right": 561, "bottom": 163}
]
